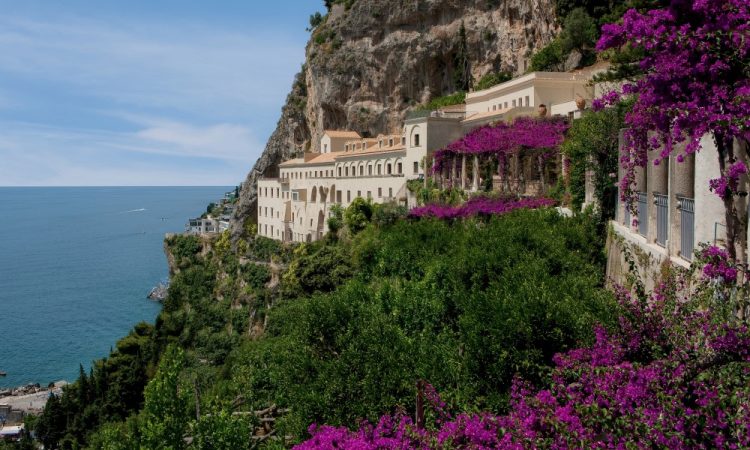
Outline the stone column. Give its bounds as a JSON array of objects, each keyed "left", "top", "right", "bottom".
[
  {"left": 452, "top": 156, "right": 459, "bottom": 188},
  {"left": 461, "top": 155, "right": 467, "bottom": 190},
  {"left": 472, "top": 155, "right": 480, "bottom": 192}
]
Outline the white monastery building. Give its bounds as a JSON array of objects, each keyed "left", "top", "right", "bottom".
[{"left": 257, "top": 69, "right": 597, "bottom": 243}]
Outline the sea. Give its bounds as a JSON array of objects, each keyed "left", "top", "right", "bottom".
[{"left": 0, "top": 186, "right": 230, "bottom": 388}]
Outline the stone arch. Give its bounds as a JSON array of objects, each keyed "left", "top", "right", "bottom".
[
  {"left": 394, "top": 157, "right": 404, "bottom": 175},
  {"left": 311, "top": 186, "right": 317, "bottom": 203},
  {"left": 319, "top": 186, "right": 326, "bottom": 203}
]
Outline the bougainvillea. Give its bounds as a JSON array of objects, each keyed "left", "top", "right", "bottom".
[
  {"left": 697, "top": 244, "right": 738, "bottom": 284},
  {"left": 595, "top": 0, "right": 750, "bottom": 259},
  {"left": 409, "top": 196, "right": 555, "bottom": 220},
  {"left": 431, "top": 117, "right": 569, "bottom": 174},
  {"left": 710, "top": 161, "right": 748, "bottom": 199},
  {"left": 297, "top": 270, "right": 750, "bottom": 449}
]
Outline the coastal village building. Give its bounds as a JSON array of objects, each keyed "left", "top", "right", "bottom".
[
  {"left": 258, "top": 70, "right": 595, "bottom": 243},
  {"left": 185, "top": 187, "right": 239, "bottom": 235}
]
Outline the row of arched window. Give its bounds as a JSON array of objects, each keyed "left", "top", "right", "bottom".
[{"left": 335, "top": 160, "right": 404, "bottom": 178}]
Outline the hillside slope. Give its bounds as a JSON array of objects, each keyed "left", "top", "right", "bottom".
[{"left": 230, "top": 0, "right": 559, "bottom": 239}]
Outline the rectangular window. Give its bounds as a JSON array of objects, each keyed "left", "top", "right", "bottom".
[
  {"left": 347, "top": 191, "right": 351, "bottom": 202},
  {"left": 368, "top": 165, "right": 373, "bottom": 175},
  {"left": 512, "top": 99, "right": 516, "bottom": 107},
  {"left": 397, "top": 162, "right": 402, "bottom": 174},
  {"left": 413, "top": 161, "right": 419, "bottom": 174},
  {"left": 357, "top": 190, "right": 361, "bottom": 198},
  {"left": 389, "top": 187, "right": 393, "bottom": 197},
  {"left": 378, "top": 187, "right": 382, "bottom": 197},
  {"left": 367, "top": 191, "right": 372, "bottom": 199},
  {"left": 525, "top": 96, "right": 530, "bottom": 107},
  {"left": 337, "top": 191, "right": 342, "bottom": 203},
  {"left": 414, "top": 134, "right": 420, "bottom": 146}
]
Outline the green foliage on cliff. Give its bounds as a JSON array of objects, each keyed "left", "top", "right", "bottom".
[
  {"left": 414, "top": 92, "right": 467, "bottom": 112},
  {"left": 39, "top": 207, "right": 616, "bottom": 448},
  {"left": 474, "top": 71, "right": 512, "bottom": 91}
]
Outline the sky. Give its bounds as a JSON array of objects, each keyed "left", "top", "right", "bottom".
[{"left": 0, "top": 0, "right": 324, "bottom": 186}]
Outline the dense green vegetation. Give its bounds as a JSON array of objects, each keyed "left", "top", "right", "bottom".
[
  {"left": 474, "top": 71, "right": 512, "bottom": 91},
  {"left": 414, "top": 91, "right": 467, "bottom": 112},
  {"left": 35, "top": 204, "right": 617, "bottom": 448},
  {"left": 561, "top": 99, "right": 631, "bottom": 217},
  {"left": 529, "top": 0, "right": 665, "bottom": 72}
]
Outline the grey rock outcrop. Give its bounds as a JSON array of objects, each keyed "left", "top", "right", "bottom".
[{"left": 231, "top": 0, "right": 559, "bottom": 240}]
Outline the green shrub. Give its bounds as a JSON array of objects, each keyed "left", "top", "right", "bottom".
[
  {"left": 344, "top": 197, "right": 373, "bottom": 233},
  {"left": 474, "top": 72, "right": 512, "bottom": 91},
  {"left": 327, "top": 204, "right": 344, "bottom": 237},
  {"left": 414, "top": 92, "right": 467, "bottom": 111},
  {"left": 371, "top": 202, "right": 408, "bottom": 227},
  {"left": 241, "top": 263, "right": 271, "bottom": 291},
  {"left": 167, "top": 235, "right": 202, "bottom": 261},
  {"left": 529, "top": 38, "right": 564, "bottom": 72}
]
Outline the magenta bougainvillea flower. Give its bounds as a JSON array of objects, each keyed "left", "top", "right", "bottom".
[
  {"left": 595, "top": 0, "right": 750, "bottom": 214},
  {"left": 431, "top": 117, "right": 569, "bottom": 174},
  {"left": 409, "top": 197, "right": 555, "bottom": 220}
]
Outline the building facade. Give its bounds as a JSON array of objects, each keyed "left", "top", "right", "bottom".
[
  {"left": 607, "top": 133, "right": 749, "bottom": 290},
  {"left": 258, "top": 71, "right": 598, "bottom": 243}
]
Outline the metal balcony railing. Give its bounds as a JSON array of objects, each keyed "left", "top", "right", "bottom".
[
  {"left": 637, "top": 192, "right": 648, "bottom": 237},
  {"left": 678, "top": 197, "right": 695, "bottom": 260},
  {"left": 654, "top": 193, "right": 668, "bottom": 247}
]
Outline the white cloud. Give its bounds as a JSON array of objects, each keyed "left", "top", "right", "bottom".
[
  {"left": 0, "top": 11, "right": 308, "bottom": 185},
  {"left": 0, "top": 120, "right": 260, "bottom": 186}
]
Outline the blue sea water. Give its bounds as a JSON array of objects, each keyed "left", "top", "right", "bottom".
[{"left": 0, "top": 187, "right": 230, "bottom": 388}]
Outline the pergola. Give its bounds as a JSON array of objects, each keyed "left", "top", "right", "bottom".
[{"left": 431, "top": 116, "right": 569, "bottom": 196}]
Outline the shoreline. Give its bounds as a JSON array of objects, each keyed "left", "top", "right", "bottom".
[{"left": 0, "top": 381, "right": 68, "bottom": 416}]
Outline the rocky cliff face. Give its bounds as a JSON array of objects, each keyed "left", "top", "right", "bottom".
[{"left": 231, "top": 0, "right": 559, "bottom": 239}]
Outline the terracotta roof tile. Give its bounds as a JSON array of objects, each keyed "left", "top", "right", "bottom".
[{"left": 324, "top": 130, "right": 362, "bottom": 139}]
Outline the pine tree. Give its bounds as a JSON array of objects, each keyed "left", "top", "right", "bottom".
[{"left": 453, "top": 23, "right": 472, "bottom": 92}]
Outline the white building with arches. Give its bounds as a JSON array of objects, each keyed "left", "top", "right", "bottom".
[{"left": 257, "top": 69, "right": 599, "bottom": 243}]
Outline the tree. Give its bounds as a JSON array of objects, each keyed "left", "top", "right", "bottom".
[
  {"left": 562, "top": 101, "right": 630, "bottom": 217},
  {"left": 344, "top": 197, "right": 373, "bottom": 233},
  {"left": 307, "top": 12, "right": 324, "bottom": 31},
  {"left": 327, "top": 204, "right": 344, "bottom": 236},
  {"left": 453, "top": 22, "right": 472, "bottom": 92},
  {"left": 596, "top": 0, "right": 750, "bottom": 260},
  {"left": 559, "top": 8, "right": 598, "bottom": 53},
  {"left": 139, "top": 345, "right": 190, "bottom": 450}
]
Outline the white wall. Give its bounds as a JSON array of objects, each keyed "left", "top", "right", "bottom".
[{"left": 694, "top": 135, "right": 728, "bottom": 246}]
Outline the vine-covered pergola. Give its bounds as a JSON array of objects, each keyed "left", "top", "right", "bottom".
[{"left": 431, "top": 116, "right": 570, "bottom": 196}]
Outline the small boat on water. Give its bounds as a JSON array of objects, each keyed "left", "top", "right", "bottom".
[{"left": 0, "top": 371, "right": 6, "bottom": 377}]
